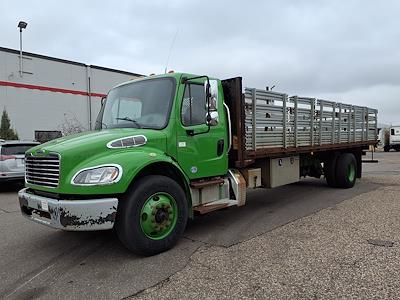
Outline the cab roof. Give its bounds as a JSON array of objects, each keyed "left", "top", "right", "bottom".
[{"left": 111, "top": 72, "right": 217, "bottom": 91}]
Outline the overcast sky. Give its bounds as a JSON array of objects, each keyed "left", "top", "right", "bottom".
[{"left": 1, "top": 0, "right": 399, "bottom": 124}]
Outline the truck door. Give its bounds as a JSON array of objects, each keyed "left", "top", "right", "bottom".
[{"left": 176, "top": 79, "right": 228, "bottom": 180}]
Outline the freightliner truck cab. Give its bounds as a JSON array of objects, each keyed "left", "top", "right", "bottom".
[{"left": 19, "top": 73, "right": 235, "bottom": 255}]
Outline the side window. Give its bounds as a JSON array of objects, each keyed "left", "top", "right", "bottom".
[
  {"left": 391, "top": 129, "right": 395, "bottom": 135},
  {"left": 181, "top": 84, "right": 206, "bottom": 126}
]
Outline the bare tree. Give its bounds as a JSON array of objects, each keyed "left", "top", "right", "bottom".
[{"left": 58, "top": 113, "right": 86, "bottom": 136}]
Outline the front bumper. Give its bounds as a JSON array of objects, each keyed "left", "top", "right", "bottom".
[{"left": 18, "top": 188, "right": 118, "bottom": 231}]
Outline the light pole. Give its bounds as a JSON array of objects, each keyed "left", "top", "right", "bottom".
[{"left": 17, "top": 21, "right": 28, "bottom": 77}]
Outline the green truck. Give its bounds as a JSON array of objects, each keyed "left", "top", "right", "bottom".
[{"left": 18, "top": 73, "right": 378, "bottom": 255}]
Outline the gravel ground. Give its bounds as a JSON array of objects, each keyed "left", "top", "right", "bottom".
[{"left": 133, "top": 173, "right": 400, "bottom": 299}]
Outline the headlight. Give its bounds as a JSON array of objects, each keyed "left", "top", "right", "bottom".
[{"left": 72, "top": 165, "right": 122, "bottom": 185}]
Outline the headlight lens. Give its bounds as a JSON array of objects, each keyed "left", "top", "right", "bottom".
[{"left": 72, "top": 165, "right": 121, "bottom": 185}]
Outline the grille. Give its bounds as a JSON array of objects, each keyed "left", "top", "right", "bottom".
[{"left": 25, "top": 153, "right": 60, "bottom": 188}]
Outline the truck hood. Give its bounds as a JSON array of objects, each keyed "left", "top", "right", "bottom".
[
  {"left": 25, "top": 129, "right": 169, "bottom": 194},
  {"left": 28, "top": 128, "right": 167, "bottom": 159}
]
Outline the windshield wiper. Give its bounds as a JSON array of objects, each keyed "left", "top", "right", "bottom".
[{"left": 116, "top": 117, "right": 142, "bottom": 128}]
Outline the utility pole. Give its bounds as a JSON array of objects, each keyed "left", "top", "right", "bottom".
[{"left": 17, "top": 21, "right": 28, "bottom": 77}]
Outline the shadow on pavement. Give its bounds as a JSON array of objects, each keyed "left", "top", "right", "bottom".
[
  {"left": 184, "top": 177, "right": 381, "bottom": 247},
  {"left": 0, "top": 181, "right": 24, "bottom": 193}
]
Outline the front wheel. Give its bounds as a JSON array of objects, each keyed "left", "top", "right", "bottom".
[{"left": 115, "top": 175, "right": 188, "bottom": 256}]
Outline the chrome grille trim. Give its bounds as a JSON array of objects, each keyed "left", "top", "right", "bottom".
[{"left": 25, "top": 153, "right": 60, "bottom": 188}]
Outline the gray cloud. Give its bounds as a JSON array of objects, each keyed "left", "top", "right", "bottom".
[{"left": 1, "top": 0, "right": 399, "bottom": 124}]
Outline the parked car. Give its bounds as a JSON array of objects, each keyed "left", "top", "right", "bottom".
[{"left": 0, "top": 140, "right": 40, "bottom": 182}]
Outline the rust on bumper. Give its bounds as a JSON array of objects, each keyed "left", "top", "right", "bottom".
[{"left": 18, "top": 188, "right": 118, "bottom": 231}]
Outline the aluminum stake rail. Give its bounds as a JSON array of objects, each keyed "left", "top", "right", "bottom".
[{"left": 238, "top": 88, "right": 377, "bottom": 161}]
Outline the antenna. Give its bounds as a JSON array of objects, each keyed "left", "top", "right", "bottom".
[{"left": 164, "top": 29, "right": 179, "bottom": 74}]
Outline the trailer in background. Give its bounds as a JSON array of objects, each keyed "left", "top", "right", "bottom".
[{"left": 384, "top": 126, "right": 400, "bottom": 152}]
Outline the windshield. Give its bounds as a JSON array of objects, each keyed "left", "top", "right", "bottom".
[{"left": 101, "top": 77, "right": 176, "bottom": 129}]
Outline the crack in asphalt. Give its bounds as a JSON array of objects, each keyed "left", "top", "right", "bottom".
[
  {"left": 1, "top": 235, "right": 110, "bottom": 299},
  {"left": 123, "top": 237, "right": 207, "bottom": 300},
  {"left": 0, "top": 209, "right": 20, "bottom": 213}
]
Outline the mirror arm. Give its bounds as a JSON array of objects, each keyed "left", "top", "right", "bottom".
[
  {"left": 181, "top": 75, "right": 210, "bottom": 84},
  {"left": 186, "top": 125, "right": 210, "bottom": 137}
]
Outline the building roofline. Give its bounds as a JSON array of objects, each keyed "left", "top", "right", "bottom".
[
  {"left": 0, "top": 46, "right": 143, "bottom": 77},
  {"left": 90, "top": 65, "right": 143, "bottom": 77}
]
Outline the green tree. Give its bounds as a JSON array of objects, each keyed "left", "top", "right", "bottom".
[{"left": 0, "top": 108, "right": 19, "bottom": 140}]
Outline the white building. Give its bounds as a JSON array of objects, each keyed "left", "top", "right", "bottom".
[{"left": 0, "top": 47, "right": 142, "bottom": 140}]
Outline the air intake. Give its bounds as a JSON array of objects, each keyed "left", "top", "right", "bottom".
[{"left": 107, "top": 135, "right": 147, "bottom": 149}]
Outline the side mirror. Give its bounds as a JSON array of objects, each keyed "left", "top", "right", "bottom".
[
  {"left": 206, "top": 111, "right": 219, "bottom": 126},
  {"left": 204, "top": 80, "right": 218, "bottom": 111},
  {"left": 95, "top": 97, "right": 107, "bottom": 130}
]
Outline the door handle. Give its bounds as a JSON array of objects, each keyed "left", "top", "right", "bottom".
[{"left": 217, "top": 139, "right": 224, "bottom": 156}]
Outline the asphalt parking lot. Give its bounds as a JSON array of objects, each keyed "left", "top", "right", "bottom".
[{"left": 1, "top": 151, "right": 399, "bottom": 299}]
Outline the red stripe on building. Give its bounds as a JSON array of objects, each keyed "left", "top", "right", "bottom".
[{"left": 0, "top": 80, "right": 107, "bottom": 98}]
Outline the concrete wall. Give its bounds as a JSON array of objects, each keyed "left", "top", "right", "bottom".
[{"left": 0, "top": 47, "right": 141, "bottom": 140}]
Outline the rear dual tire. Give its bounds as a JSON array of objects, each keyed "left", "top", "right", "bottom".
[
  {"left": 335, "top": 153, "right": 357, "bottom": 188},
  {"left": 325, "top": 152, "right": 357, "bottom": 189},
  {"left": 324, "top": 153, "right": 339, "bottom": 187}
]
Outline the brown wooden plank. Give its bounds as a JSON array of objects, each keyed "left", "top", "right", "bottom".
[{"left": 193, "top": 203, "right": 228, "bottom": 214}]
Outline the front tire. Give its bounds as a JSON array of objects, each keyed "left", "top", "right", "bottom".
[{"left": 116, "top": 175, "right": 188, "bottom": 256}]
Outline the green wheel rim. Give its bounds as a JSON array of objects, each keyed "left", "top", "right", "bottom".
[
  {"left": 139, "top": 192, "right": 178, "bottom": 240},
  {"left": 347, "top": 163, "right": 356, "bottom": 182}
]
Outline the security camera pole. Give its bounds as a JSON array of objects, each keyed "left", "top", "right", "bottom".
[{"left": 17, "top": 21, "right": 28, "bottom": 77}]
